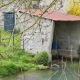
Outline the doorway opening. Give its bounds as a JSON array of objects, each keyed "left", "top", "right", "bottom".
[{"left": 52, "top": 21, "right": 79, "bottom": 61}]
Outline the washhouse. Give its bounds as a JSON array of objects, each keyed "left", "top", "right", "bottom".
[{"left": 19, "top": 9, "right": 80, "bottom": 61}]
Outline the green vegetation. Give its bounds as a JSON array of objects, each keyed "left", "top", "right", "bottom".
[
  {"left": 37, "top": 64, "right": 49, "bottom": 70},
  {"left": 14, "top": 28, "right": 20, "bottom": 34},
  {"left": 34, "top": 51, "right": 49, "bottom": 65},
  {"left": 0, "top": 30, "right": 20, "bottom": 52},
  {"left": 0, "top": 50, "right": 49, "bottom": 77},
  {"left": 0, "top": 51, "right": 36, "bottom": 76},
  {"left": 67, "top": 62, "right": 79, "bottom": 69},
  {"left": 0, "top": 30, "right": 49, "bottom": 77}
]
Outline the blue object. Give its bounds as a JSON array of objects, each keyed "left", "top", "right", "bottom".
[
  {"left": 3, "top": 12, "right": 15, "bottom": 32},
  {"left": 52, "top": 43, "right": 59, "bottom": 50}
]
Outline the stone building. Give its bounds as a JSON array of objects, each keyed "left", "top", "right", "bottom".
[{"left": 19, "top": 9, "right": 80, "bottom": 61}]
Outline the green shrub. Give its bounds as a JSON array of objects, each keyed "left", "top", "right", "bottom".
[
  {"left": 0, "top": 60, "right": 37, "bottom": 76},
  {"left": 0, "top": 67, "right": 8, "bottom": 76},
  {"left": 34, "top": 51, "right": 49, "bottom": 65},
  {"left": 20, "top": 55, "right": 30, "bottom": 63},
  {"left": 10, "top": 55, "right": 19, "bottom": 62},
  {"left": 15, "top": 61, "right": 37, "bottom": 71},
  {"left": 14, "top": 28, "right": 20, "bottom": 34},
  {"left": 26, "top": 51, "right": 34, "bottom": 57},
  {"left": 0, "top": 60, "right": 18, "bottom": 76},
  {"left": 13, "top": 50, "right": 34, "bottom": 57},
  {"left": 22, "top": 63, "right": 37, "bottom": 71},
  {"left": 14, "top": 49, "right": 24, "bottom": 56},
  {"left": 36, "top": 64, "right": 49, "bottom": 70},
  {"left": 15, "top": 61, "right": 29, "bottom": 71}
]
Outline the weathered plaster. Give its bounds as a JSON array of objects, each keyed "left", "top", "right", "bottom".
[{"left": 21, "top": 14, "right": 55, "bottom": 61}]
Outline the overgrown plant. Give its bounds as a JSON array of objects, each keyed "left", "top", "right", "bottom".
[
  {"left": 14, "top": 28, "right": 20, "bottom": 34},
  {"left": 34, "top": 51, "right": 49, "bottom": 65},
  {"left": 0, "top": 50, "right": 37, "bottom": 76},
  {"left": 0, "top": 50, "right": 49, "bottom": 76}
]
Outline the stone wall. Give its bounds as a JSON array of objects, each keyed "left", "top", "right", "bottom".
[
  {"left": 39, "top": 0, "right": 68, "bottom": 13},
  {"left": 20, "top": 14, "right": 55, "bottom": 61}
]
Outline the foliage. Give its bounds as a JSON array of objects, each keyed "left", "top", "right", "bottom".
[
  {"left": 25, "top": 51, "right": 34, "bottom": 57},
  {"left": 13, "top": 49, "right": 24, "bottom": 56},
  {"left": 0, "top": 59, "right": 38, "bottom": 76},
  {"left": 0, "top": 60, "right": 18, "bottom": 76},
  {"left": 0, "top": 31, "right": 49, "bottom": 76},
  {"left": 14, "top": 28, "right": 20, "bottom": 34},
  {"left": 20, "top": 55, "right": 30, "bottom": 63},
  {"left": 0, "top": 53, "right": 36, "bottom": 76},
  {"left": 15, "top": 61, "right": 37, "bottom": 71},
  {"left": 34, "top": 51, "right": 49, "bottom": 65},
  {"left": 0, "top": 50, "right": 49, "bottom": 76},
  {"left": 37, "top": 64, "right": 49, "bottom": 70},
  {"left": 67, "top": 0, "right": 80, "bottom": 16},
  {"left": 0, "top": 30, "right": 20, "bottom": 52}
]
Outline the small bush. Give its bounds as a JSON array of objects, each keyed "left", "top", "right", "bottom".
[
  {"left": 36, "top": 64, "right": 49, "bottom": 70},
  {"left": 0, "top": 59, "right": 37, "bottom": 76},
  {"left": 34, "top": 51, "right": 49, "bottom": 65},
  {"left": 0, "top": 60, "right": 18, "bottom": 76},
  {"left": 20, "top": 55, "right": 30, "bottom": 63},
  {"left": 26, "top": 51, "right": 34, "bottom": 57},
  {"left": 15, "top": 62, "right": 37, "bottom": 71},
  {"left": 14, "top": 28, "right": 20, "bottom": 34},
  {"left": 14, "top": 49, "right": 24, "bottom": 56},
  {"left": 0, "top": 67, "right": 8, "bottom": 76}
]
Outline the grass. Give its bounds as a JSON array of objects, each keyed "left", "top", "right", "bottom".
[
  {"left": 0, "top": 30, "right": 20, "bottom": 53},
  {"left": 0, "top": 49, "right": 31, "bottom": 76},
  {"left": 0, "top": 30, "right": 32, "bottom": 76},
  {"left": 0, "top": 50, "right": 49, "bottom": 77},
  {"left": 67, "top": 62, "right": 79, "bottom": 68},
  {"left": 0, "top": 53, "right": 36, "bottom": 76},
  {"left": 0, "top": 30, "right": 49, "bottom": 77}
]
